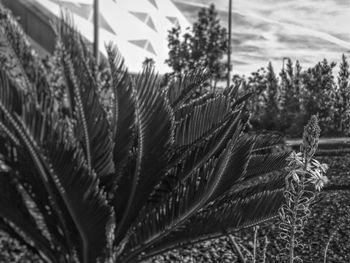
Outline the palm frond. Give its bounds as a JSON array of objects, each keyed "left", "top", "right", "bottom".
[
  {"left": 139, "top": 178, "right": 285, "bottom": 261},
  {"left": 120, "top": 127, "right": 251, "bottom": 261},
  {"left": 0, "top": 5, "right": 52, "bottom": 101},
  {"left": 105, "top": 44, "right": 136, "bottom": 193},
  {"left": 121, "top": 154, "right": 226, "bottom": 261},
  {"left": 173, "top": 92, "right": 214, "bottom": 121},
  {"left": 174, "top": 95, "right": 233, "bottom": 147},
  {"left": 147, "top": 112, "right": 241, "bottom": 205},
  {"left": 167, "top": 69, "right": 209, "bottom": 109},
  {"left": 0, "top": 69, "right": 70, "bottom": 250},
  {"left": 0, "top": 107, "right": 72, "bottom": 260},
  {"left": 0, "top": 69, "right": 114, "bottom": 263},
  {"left": 244, "top": 152, "right": 290, "bottom": 181},
  {"left": 0, "top": 172, "right": 57, "bottom": 262},
  {"left": 230, "top": 92, "right": 252, "bottom": 109},
  {"left": 209, "top": 135, "right": 255, "bottom": 201},
  {"left": 252, "top": 133, "right": 286, "bottom": 153},
  {"left": 54, "top": 17, "right": 115, "bottom": 183},
  {"left": 46, "top": 138, "right": 114, "bottom": 263},
  {"left": 0, "top": 5, "right": 293, "bottom": 262},
  {"left": 0, "top": 218, "right": 47, "bottom": 260},
  {"left": 113, "top": 66, "right": 174, "bottom": 244}
]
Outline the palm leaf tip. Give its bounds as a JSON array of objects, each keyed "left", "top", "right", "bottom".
[
  {"left": 55, "top": 15, "right": 115, "bottom": 183},
  {"left": 0, "top": 4, "right": 293, "bottom": 262}
]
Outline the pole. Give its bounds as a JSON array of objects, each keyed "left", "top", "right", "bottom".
[
  {"left": 227, "top": 0, "right": 232, "bottom": 88},
  {"left": 93, "top": 0, "right": 100, "bottom": 63}
]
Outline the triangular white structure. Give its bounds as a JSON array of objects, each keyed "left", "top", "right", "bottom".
[{"left": 34, "top": 0, "right": 191, "bottom": 73}]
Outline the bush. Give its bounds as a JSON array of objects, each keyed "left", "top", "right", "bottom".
[
  {"left": 239, "top": 57, "right": 350, "bottom": 138},
  {"left": 0, "top": 5, "right": 289, "bottom": 263}
]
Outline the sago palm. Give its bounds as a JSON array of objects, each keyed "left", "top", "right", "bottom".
[{"left": 0, "top": 5, "right": 289, "bottom": 263}]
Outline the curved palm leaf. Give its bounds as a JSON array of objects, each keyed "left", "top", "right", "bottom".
[
  {"left": 174, "top": 95, "right": 232, "bottom": 147},
  {"left": 0, "top": 6, "right": 52, "bottom": 102},
  {"left": 0, "top": 65, "right": 114, "bottom": 262},
  {"left": 0, "top": 5, "right": 292, "bottom": 263},
  {"left": 138, "top": 178, "right": 285, "bottom": 261},
  {"left": 244, "top": 152, "right": 290, "bottom": 181},
  {"left": 0, "top": 70, "right": 73, "bottom": 257},
  {"left": 120, "top": 142, "right": 235, "bottom": 262},
  {"left": 0, "top": 172, "right": 57, "bottom": 262},
  {"left": 167, "top": 69, "right": 209, "bottom": 110},
  {"left": 54, "top": 17, "right": 115, "bottom": 182},
  {"left": 105, "top": 44, "right": 135, "bottom": 193},
  {"left": 147, "top": 111, "right": 241, "bottom": 206},
  {"left": 119, "top": 127, "right": 257, "bottom": 261},
  {"left": 113, "top": 66, "right": 175, "bottom": 244}
]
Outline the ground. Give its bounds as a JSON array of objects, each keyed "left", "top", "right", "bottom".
[
  {"left": 148, "top": 154, "right": 350, "bottom": 263},
  {"left": 1, "top": 155, "right": 349, "bottom": 262}
]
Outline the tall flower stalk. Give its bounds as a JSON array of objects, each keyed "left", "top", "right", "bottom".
[{"left": 278, "top": 116, "right": 329, "bottom": 262}]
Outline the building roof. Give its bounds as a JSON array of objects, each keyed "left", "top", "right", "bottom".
[{"left": 34, "top": 0, "right": 191, "bottom": 73}]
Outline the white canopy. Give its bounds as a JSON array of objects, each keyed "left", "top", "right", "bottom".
[{"left": 34, "top": 0, "right": 191, "bottom": 73}]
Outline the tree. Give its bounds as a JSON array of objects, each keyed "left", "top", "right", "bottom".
[
  {"left": 244, "top": 63, "right": 281, "bottom": 132},
  {"left": 301, "top": 59, "right": 336, "bottom": 134},
  {"left": 334, "top": 54, "right": 350, "bottom": 135},
  {"left": 279, "top": 59, "right": 304, "bottom": 136},
  {"left": 0, "top": 5, "right": 289, "bottom": 263},
  {"left": 243, "top": 68, "right": 268, "bottom": 130},
  {"left": 263, "top": 62, "right": 280, "bottom": 130},
  {"left": 166, "top": 4, "right": 228, "bottom": 88}
]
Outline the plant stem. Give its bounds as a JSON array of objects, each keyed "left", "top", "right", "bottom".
[
  {"left": 262, "top": 236, "right": 269, "bottom": 263},
  {"left": 324, "top": 230, "right": 337, "bottom": 263},
  {"left": 253, "top": 226, "right": 259, "bottom": 263},
  {"left": 289, "top": 182, "right": 303, "bottom": 263},
  {"left": 223, "top": 229, "right": 246, "bottom": 263},
  {"left": 289, "top": 208, "right": 296, "bottom": 263}
]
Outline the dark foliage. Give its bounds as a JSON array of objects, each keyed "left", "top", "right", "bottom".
[
  {"left": 165, "top": 4, "right": 228, "bottom": 88},
  {"left": 238, "top": 56, "right": 350, "bottom": 138},
  {"left": 0, "top": 5, "right": 289, "bottom": 263}
]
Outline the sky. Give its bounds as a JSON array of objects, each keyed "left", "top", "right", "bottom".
[{"left": 172, "top": 0, "right": 350, "bottom": 75}]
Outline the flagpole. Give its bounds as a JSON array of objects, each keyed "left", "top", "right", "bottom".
[
  {"left": 93, "top": 0, "right": 100, "bottom": 63},
  {"left": 227, "top": 0, "right": 232, "bottom": 88}
]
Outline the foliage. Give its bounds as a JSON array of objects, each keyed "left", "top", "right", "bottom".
[
  {"left": 0, "top": 5, "right": 289, "bottom": 263},
  {"left": 279, "top": 59, "right": 303, "bottom": 136},
  {"left": 241, "top": 57, "right": 350, "bottom": 138},
  {"left": 262, "top": 62, "right": 280, "bottom": 131},
  {"left": 278, "top": 116, "right": 328, "bottom": 262},
  {"left": 301, "top": 60, "right": 336, "bottom": 134},
  {"left": 0, "top": 231, "right": 40, "bottom": 262},
  {"left": 238, "top": 64, "right": 282, "bottom": 132},
  {"left": 333, "top": 54, "right": 350, "bottom": 136},
  {"left": 215, "top": 117, "right": 331, "bottom": 263},
  {"left": 142, "top": 57, "right": 155, "bottom": 68},
  {"left": 165, "top": 4, "right": 228, "bottom": 88},
  {"left": 147, "top": 152, "right": 349, "bottom": 262}
]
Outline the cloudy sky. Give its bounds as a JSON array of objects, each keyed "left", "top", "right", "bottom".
[{"left": 172, "top": 0, "right": 350, "bottom": 75}]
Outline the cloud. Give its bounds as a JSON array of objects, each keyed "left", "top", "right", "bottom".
[{"left": 172, "top": 0, "right": 350, "bottom": 75}]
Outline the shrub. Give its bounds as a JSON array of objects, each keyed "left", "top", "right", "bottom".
[
  {"left": 278, "top": 116, "right": 328, "bottom": 262},
  {"left": 241, "top": 58, "right": 349, "bottom": 138},
  {"left": 0, "top": 5, "right": 289, "bottom": 263}
]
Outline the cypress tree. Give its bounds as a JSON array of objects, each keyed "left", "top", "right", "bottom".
[
  {"left": 301, "top": 59, "right": 336, "bottom": 134},
  {"left": 335, "top": 54, "right": 350, "bottom": 135},
  {"left": 279, "top": 59, "right": 304, "bottom": 136},
  {"left": 263, "top": 62, "right": 280, "bottom": 130}
]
